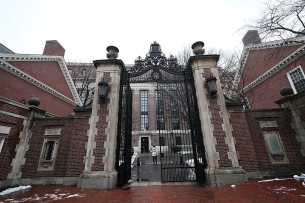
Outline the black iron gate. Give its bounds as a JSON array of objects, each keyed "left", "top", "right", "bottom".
[
  {"left": 128, "top": 42, "right": 207, "bottom": 185},
  {"left": 116, "top": 68, "right": 132, "bottom": 187}
]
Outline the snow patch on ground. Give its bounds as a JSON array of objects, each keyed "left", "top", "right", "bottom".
[
  {"left": 258, "top": 178, "right": 292, "bottom": 183},
  {"left": 231, "top": 185, "right": 236, "bottom": 188},
  {"left": 1, "top": 189, "right": 86, "bottom": 203},
  {"left": 293, "top": 173, "right": 305, "bottom": 179},
  {"left": 0, "top": 186, "right": 31, "bottom": 196}
]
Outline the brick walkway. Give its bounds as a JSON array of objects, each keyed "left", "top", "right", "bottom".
[{"left": 0, "top": 178, "right": 305, "bottom": 202}]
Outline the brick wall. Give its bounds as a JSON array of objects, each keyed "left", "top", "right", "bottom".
[
  {"left": 239, "top": 45, "right": 303, "bottom": 89},
  {"left": 243, "top": 56, "right": 305, "bottom": 109},
  {"left": 0, "top": 102, "right": 28, "bottom": 181},
  {"left": 8, "top": 61, "right": 74, "bottom": 100},
  {"left": 21, "top": 110, "right": 90, "bottom": 178},
  {"left": 227, "top": 106, "right": 260, "bottom": 172},
  {"left": 0, "top": 68, "right": 75, "bottom": 116},
  {"left": 245, "top": 109, "right": 304, "bottom": 172}
]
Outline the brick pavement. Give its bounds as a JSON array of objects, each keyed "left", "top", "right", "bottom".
[{"left": 0, "top": 178, "right": 305, "bottom": 202}]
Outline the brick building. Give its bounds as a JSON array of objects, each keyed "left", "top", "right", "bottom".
[
  {"left": 233, "top": 30, "right": 305, "bottom": 109},
  {"left": 0, "top": 40, "right": 304, "bottom": 190}
]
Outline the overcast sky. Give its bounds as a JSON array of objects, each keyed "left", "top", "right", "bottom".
[{"left": 1, "top": 0, "right": 266, "bottom": 64}]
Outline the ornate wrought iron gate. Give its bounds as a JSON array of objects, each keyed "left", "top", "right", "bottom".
[
  {"left": 116, "top": 68, "right": 132, "bottom": 187},
  {"left": 128, "top": 42, "right": 207, "bottom": 185}
]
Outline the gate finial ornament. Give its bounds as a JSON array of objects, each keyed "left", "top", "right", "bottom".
[
  {"left": 106, "top": 45, "right": 119, "bottom": 59},
  {"left": 191, "top": 41, "right": 205, "bottom": 55}
]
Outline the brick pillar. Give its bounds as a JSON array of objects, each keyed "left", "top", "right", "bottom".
[
  {"left": 78, "top": 46, "right": 123, "bottom": 190},
  {"left": 188, "top": 42, "right": 247, "bottom": 186}
]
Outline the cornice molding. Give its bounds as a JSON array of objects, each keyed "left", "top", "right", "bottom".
[{"left": 0, "top": 54, "right": 82, "bottom": 106}]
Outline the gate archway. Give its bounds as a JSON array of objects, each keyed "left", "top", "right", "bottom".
[{"left": 116, "top": 42, "right": 207, "bottom": 186}]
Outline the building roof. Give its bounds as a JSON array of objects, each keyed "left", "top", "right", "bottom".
[{"left": 0, "top": 43, "right": 14, "bottom": 54}]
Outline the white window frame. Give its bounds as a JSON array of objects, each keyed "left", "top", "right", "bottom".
[
  {"left": 0, "top": 137, "right": 5, "bottom": 153},
  {"left": 38, "top": 138, "right": 59, "bottom": 171},
  {"left": 263, "top": 131, "right": 289, "bottom": 164},
  {"left": 287, "top": 65, "right": 305, "bottom": 94}
]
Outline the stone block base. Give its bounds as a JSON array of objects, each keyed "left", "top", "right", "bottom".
[
  {"left": 206, "top": 167, "right": 248, "bottom": 186},
  {"left": 0, "top": 179, "right": 12, "bottom": 189},
  {"left": 12, "top": 177, "right": 78, "bottom": 186},
  {"left": 77, "top": 171, "right": 118, "bottom": 190}
]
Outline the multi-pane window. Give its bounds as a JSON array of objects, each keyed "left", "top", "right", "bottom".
[
  {"left": 141, "top": 90, "right": 148, "bottom": 130},
  {"left": 156, "top": 90, "right": 165, "bottom": 130},
  {"left": 170, "top": 90, "right": 180, "bottom": 130},
  {"left": 287, "top": 66, "right": 305, "bottom": 93},
  {"left": 159, "top": 137, "right": 165, "bottom": 146},
  {"left": 82, "top": 69, "right": 87, "bottom": 76}
]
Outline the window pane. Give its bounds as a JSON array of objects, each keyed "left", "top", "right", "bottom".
[
  {"left": 266, "top": 134, "right": 283, "bottom": 154},
  {"left": 159, "top": 137, "right": 165, "bottom": 146},
  {"left": 45, "top": 141, "right": 55, "bottom": 160},
  {"left": 290, "top": 68, "right": 305, "bottom": 93},
  {"left": 176, "top": 136, "right": 182, "bottom": 145}
]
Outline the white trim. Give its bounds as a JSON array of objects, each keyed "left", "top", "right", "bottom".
[
  {"left": 286, "top": 65, "right": 305, "bottom": 94},
  {"left": 0, "top": 54, "right": 82, "bottom": 106},
  {"left": 0, "top": 137, "right": 4, "bottom": 153}
]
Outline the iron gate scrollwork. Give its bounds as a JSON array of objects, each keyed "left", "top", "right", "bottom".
[
  {"left": 128, "top": 42, "right": 207, "bottom": 185},
  {"left": 116, "top": 68, "right": 132, "bottom": 187}
]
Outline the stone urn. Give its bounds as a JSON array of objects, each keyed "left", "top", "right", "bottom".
[
  {"left": 106, "top": 46, "right": 119, "bottom": 59},
  {"left": 280, "top": 87, "right": 294, "bottom": 97},
  {"left": 28, "top": 97, "right": 40, "bottom": 106},
  {"left": 191, "top": 41, "right": 205, "bottom": 55}
]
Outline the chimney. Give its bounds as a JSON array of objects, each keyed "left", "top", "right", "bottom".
[
  {"left": 43, "top": 40, "right": 65, "bottom": 57},
  {"left": 242, "top": 30, "right": 262, "bottom": 46}
]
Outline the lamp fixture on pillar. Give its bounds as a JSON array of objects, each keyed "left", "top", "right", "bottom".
[
  {"left": 206, "top": 75, "right": 217, "bottom": 99},
  {"left": 98, "top": 81, "right": 109, "bottom": 103}
]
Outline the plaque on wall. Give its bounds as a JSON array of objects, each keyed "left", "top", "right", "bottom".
[
  {"left": 45, "top": 128, "right": 61, "bottom": 135},
  {"left": 259, "top": 121, "right": 278, "bottom": 128}
]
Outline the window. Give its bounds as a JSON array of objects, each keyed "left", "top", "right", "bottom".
[
  {"left": 156, "top": 91, "right": 165, "bottom": 130},
  {"left": 176, "top": 136, "right": 182, "bottom": 145},
  {"left": 287, "top": 66, "right": 305, "bottom": 93},
  {"left": 38, "top": 138, "right": 59, "bottom": 171},
  {"left": 159, "top": 137, "right": 165, "bottom": 146},
  {"left": 82, "top": 69, "right": 87, "bottom": 76},
  {"left": 78, "top": 89, "right": 86, "bottom": 104},
  {"left": 44, "top": 141, "right": 56, "bottom": 160},
  {"left": 141, "top": 90, "right": 148, "bottom": 130},
  {"left": 264, "top": 132, "right": 284, "bottom": 155},
  {"left": 0, "top": 137, "right": 4, "bottom": 153}
]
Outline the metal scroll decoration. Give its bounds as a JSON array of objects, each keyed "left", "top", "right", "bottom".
[{"left": 129, "top": 42, "right": 183, "bottom": 82}]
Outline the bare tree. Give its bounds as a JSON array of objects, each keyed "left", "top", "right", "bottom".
[
  {"left": 66, "top": 62, "right": 96, "bottom": 107},
  {"left": 241, "top": 0, "right": 305, "bottom": 41}
]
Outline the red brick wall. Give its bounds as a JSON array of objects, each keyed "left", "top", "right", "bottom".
[
  {"left": 0, "top": 68, "right": 75, "bottom": 116},
  {"left": 245, "top": 109, "right": 304, "bottom": 172},
  {"left": 239, "top": 45, "right": 302, "bottom": 89},
  {"left": 243, "top": 56, "right": 305, "bottom": 109},
  {"left": 227, "top": 106, "right": 260, "bottom": 172},
  {"left": 0, "top": 102, "right": 27, "bottom": 181},
  {"left": 8, "top": 61, "right": 74, "bottom": 100},
  {"left": 21, "top": 113, "right": 89, "bottom": 177},
  {"left": 132, "top": 93, "right": 140, "bottom": 131},
  {"left": 43, "top": 41, "right": 65, "bottom": 57}
]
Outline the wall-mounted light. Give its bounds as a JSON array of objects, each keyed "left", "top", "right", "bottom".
[
  {"left": 98, "top": 81, "right": 109, "bottom": 103},
  {"left": 206, "top": 75, "right": 217, "bottom": 99}
]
